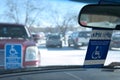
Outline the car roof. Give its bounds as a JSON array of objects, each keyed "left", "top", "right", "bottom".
[
  {"left": 73, "top": 31, "right": 91, "bottom": 33},
  {"left": 0, "top": 23, "right": 24, "bottom": 27}
]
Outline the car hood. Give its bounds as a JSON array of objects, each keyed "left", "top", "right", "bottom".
[{"left": 0, "top": 39, "right": 35, "bottom": 49}]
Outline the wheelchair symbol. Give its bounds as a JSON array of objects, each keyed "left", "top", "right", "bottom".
[
  {"left": 9, "top": 45, "right": 18, "bottom": 56},
  {"left": 92, "top": 46, "right": 101, "bottom": 59}
]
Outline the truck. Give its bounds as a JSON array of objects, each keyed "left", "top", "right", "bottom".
[{"left": 0, "top": 23, "right": 40, "bottom": 69}]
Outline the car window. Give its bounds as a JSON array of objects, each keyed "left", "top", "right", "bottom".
[
  {"left": 0, "top": 25, "right": 28, "bottom": 38},
  {"left": 48, "top": 35, "right": 60, "bottom": 39},
  {"left": 112, "top": 37, "right": 120, "bottom": 40},
  {"left": 78, "top": 32, "right": 91, "bottom": 37}
]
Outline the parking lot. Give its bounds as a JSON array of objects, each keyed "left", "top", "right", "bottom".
[{"left": 38, "top": 40, "right": 120, "bottom": 66}]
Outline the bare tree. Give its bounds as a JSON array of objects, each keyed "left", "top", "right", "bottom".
[
  {"left": 4, "top": 0, "right": 45, "bottom": 27},
  {"left": 24, "top": 0, "right": 45, "bottom": 27},
  {"left": 49, "top": 9, "right": 77, "bottom": 36},
  {"left": 48, "top": 8, "right": 78, "bottom": 44},
  {"left": 60, "top": 12, "right": 77, "bottom": 36},
  {"left": 4, "top": 0, "right": 20, "bottom": 23}
]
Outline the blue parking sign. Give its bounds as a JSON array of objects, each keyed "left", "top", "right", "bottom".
[
  {"left": 84, "top": 29, "right": 113, "bottom": 68},
  {"left": 5, "top": 44, "right": 22, "bottom": 69}
]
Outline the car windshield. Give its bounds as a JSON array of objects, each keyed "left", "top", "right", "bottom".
[
  {"left": 78, "top": 32, "right": 91, "bottom": 37},
  {"left": 112, "top": 36, "right": 120, "bottom": 40},
  {"left": 48, "top": 35, "right": 60, "bottom": 39},
  {"left": 0, "top": 0, "right": 120, "bottom": 72}
]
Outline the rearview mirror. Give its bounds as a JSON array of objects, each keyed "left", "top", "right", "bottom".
[{"left": 78, "top": 4, "right": 120, "bottom": 30}]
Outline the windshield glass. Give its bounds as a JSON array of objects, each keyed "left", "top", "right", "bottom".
[
  {"left": 48, "top": 35, "right": 60, "bottom": 39},
  {"left": 0, "top": 25, "right": 28, "bottom": 38},
  {"left": 0, "top": 0, "right": 120, "bottom": 71},
  {"left": 78, "top": 31, "right": 91, "bottom": 37}
]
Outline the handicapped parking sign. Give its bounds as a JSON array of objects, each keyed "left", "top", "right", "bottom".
[
  {"left": 84, "top": 29, "right": 113, "bottom": 68},
  {"left": 5, "top": 44, "right": 22, "bottom": 69},
  {"left": 91, "top": 46, "right": 101, "bottom": 59}
]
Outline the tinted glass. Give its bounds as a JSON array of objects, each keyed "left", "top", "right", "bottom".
[{"left": 0, "top": 25, "right": 28, "bottom": 38}]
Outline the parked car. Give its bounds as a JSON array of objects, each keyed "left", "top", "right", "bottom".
[
  {"left": 46, "top": 34, "right": 62, "bottom": 48},
  {"left": 68, "top": 31, "right": 91, "bottom": 48},
  {"left": 32, "top": 33, "right": 41, "bottom": 45},
  {"left": 0, "top": 23, "right": 40, "bottom": 69},
  {"left": 109, "top": 31, "right": 120, "bottom": 49}
]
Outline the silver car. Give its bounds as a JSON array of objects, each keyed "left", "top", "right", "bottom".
[
  {"left": 46, "top": 34, "right": 62, "bottom": 48},
  {"left": 68, "top": 31, "right": 91, "bottom": 48}
]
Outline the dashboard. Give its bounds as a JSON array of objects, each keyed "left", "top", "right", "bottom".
[{"left": 0, "top": 68, "right": 120, "bottom": 80}]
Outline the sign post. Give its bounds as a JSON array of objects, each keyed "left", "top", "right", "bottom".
[{"left": 5, "top": 44, "right": 22, "bottom": 69}]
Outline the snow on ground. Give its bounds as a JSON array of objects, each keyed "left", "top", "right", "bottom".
[{"left": 38, "top": 43, "right": 120, "bottom": 66}]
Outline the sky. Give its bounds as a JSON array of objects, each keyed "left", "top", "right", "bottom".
[{"left": 0, "top": 0, "right": 86, "bottom": 27}]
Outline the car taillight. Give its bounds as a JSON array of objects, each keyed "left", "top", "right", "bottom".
[{"left": 25, "top": 46, "right": 39, "bottom": 61}]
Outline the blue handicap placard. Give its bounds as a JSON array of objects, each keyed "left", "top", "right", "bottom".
[
  {"left": 5, "top": 44, "right": 22, "bottom": 69},
  {"left": 84, "top": 29, "right": 113, "bottom": 68},
  {"left": 85, "top": 40, "right": 110, "bottom": 60}
]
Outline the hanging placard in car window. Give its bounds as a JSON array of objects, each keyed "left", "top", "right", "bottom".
[
  {"left": 84, "top": 29, "right": 113, "bottom": 68},
  {"left": 5, "top": 44, "right": 22, "bottom": 69}
]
